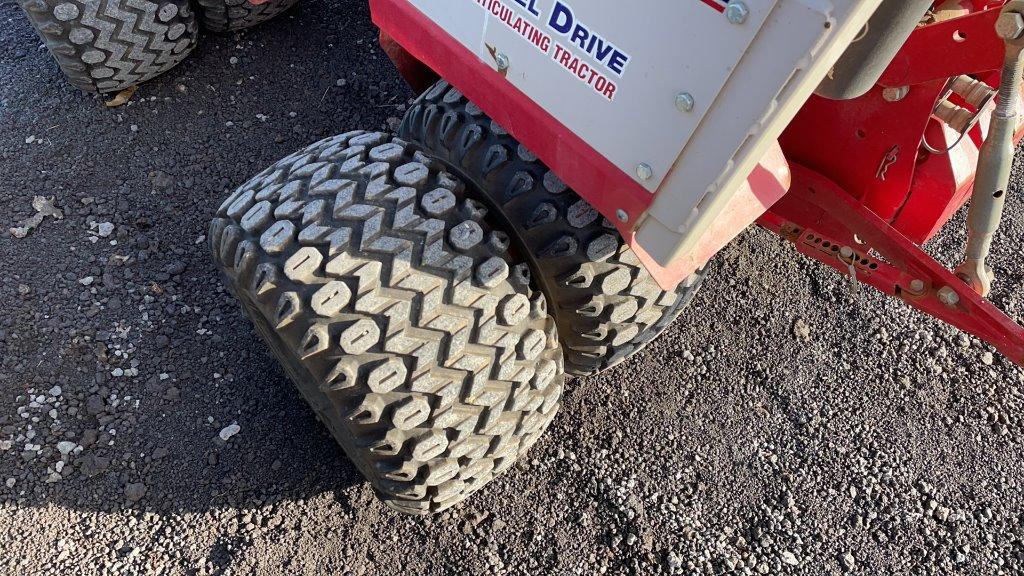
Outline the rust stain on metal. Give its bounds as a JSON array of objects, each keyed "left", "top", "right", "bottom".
[{"left": 485, "top": 44, "right": 509, "bottom": 78}]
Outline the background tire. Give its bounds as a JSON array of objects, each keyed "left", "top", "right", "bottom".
[
  {"left": 193, "top": 0, "right": 299, "bottom": 32},
  {"left": 209, "top": 132, "right": 564, "bottom": 514},
  {"left": 400, "top": 81, "right": 707, "bottom": 376},
  {"left": 18, "top": 0, "right": 198, "bottom": 93}
]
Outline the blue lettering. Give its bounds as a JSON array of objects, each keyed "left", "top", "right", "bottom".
[
  {"left": 512, "top": 0, "right": 541, "bottom": 17},
  {"left": 608, "top": 49, "right": 629, "bottom": 76},
  {"left": 548, "top": 1, "right": 573, "bottom": 35},
  {"left": 589, "top": 36, "right": 615, "bottom": 63},
  {"left": 545, "top": 0, "right": 631, "bottom": 77},
  {"left": 570, "top": 25, "right": 589, "bottom": 50}
]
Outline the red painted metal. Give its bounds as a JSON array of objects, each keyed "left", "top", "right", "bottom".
[
  {"left": 771, "top": 1, "right": 1024, "bottom": 362},
  {"left": 781, "top": 82, "right": 947, "bottom": 224},
  {"left": 378, "top": 31, "right": 438, "bottom": 94},
  {"left": 880, "top": 8, "right": 1004, "bottom": 88},
  {"left": 782, "top": 4, "right": 1018, "bottom": 244},
  {"left": 760, "top": 164, "right": 1024, "bottom": 364}
]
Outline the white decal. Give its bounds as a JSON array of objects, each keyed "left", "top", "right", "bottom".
[{"left": 472, "top": 0, "right": 630, "bottom": 101}]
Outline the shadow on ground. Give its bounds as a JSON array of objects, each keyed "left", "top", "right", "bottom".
[{"left": 0, "top": 0, "right": 409, "bottom": 515}]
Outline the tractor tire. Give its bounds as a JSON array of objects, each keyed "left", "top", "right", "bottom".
[
  {"left": 400, "top": 81, "right": 706, "bottom": 376},
  {"left": 209, "top": 131, "right": 564, "bottom": 514},
  {"left": 193, "top": 0, "right": 298, "bottom": 32},
  {"left": 18, "top": 0, "right": 198, "bottom": 93}
]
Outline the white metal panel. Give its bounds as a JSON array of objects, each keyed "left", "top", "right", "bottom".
[
  {"left": 636, "top": 0, "right": 883, "bottom": 266},
  {"left": 413, "top": 1, "right": 487, "bottom": 46},
  {"left": 407, "top": 0, "right": 883, "bottom": 270},
  {"left": 408, "top": 0, "right": 777, "bottom": 191}
]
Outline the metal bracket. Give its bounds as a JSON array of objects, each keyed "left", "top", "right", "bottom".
[{"left": 759, "top": 163, "right": 1024, "bottom": 364}]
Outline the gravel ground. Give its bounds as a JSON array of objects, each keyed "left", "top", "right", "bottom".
[{"left": 3, "top": 1, "right": 1024, "bottom": 574}]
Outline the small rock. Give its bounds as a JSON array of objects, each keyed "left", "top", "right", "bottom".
[
  {"left": 79, "top": 454, "right": 110, "bottom": 478},
  {"left": 781, "top": 551, "right": 799, "bottom": 566},
  {"left": 9, "top": 196, "right": 63, "bottom": 238},
  {"left": 85, "top": 395, "right": 105, "bottom": 416},
  {"left": 96, "top": 222, "right": 115, "bottom": 238},
  {"left": 124, "top": 482, "right": 147, "bottom": 502},
  {"left": 219, "top": 423, "right": 241, "bottom": 441},
  {"left": 792, "top": 319, "right": 811, "bottom": 343},
  {"left": 666, "top": 551, "right": 684, "bottom": 570},
  {"left": 166, "top": 261, "right": 187, "bottom": 276},
  {"left": 56, "top": 441, "right": 77, "bottom": 455},
  {"left": 80, "top": 429, "right": 98, "bottom": 447}
]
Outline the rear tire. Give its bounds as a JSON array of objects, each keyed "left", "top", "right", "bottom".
[
  {"left": 18, "top": 0, "right": 198, "bottom": 93},
  {"left": 210, "top": 132, "right": 564, "bottom": 514},
  {"left": 194, "top": 0, "right": 299, "bottom": 32},
  {"left": 400, "top": 81, "right": 706, "bottom": 376}
]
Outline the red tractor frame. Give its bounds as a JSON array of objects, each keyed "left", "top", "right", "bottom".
[{"left": 373, "top": 0, "right": 1024, "bottom": 365}]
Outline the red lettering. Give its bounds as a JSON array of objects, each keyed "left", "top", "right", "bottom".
[
  {"left": 551, "top": 42, "right": 618, "bottom": 102},
  {"left": 483, "top": 0, "right": 553, "bottom": 55},
  {"left": 603, "top": 82, "right": 616, "bottom": 100}
]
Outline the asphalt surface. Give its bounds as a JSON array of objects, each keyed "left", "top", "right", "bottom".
[{"left": 3, "top": 1, "right": 1024, "bottom": 574}]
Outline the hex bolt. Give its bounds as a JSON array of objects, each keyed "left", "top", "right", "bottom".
[
  {"left": 675, "top": 92, "right": 695, "bottom": 112},
  {"left": 996, "top": 11, "right": 1024, "bottom": 40},
  {"left": 616, "top": 209, "right": 629, "bottom": 223},
  {"left": 725, "top": 1, "right": 749, "bottom": 24},
  {"left": 495, "top": 52, "right": 510, "bottom": 71},
  {"left": 635, "top": 163, "right": 653, "bottom": 181},
  {"left": 909, "top": 279, "right": 926, "bottom": 294},
  {"left": 937, "top": 286, "right": 961, "bottom": 307},
  {"left": 882, "top": 86, "right": 909, "bottom": 102}
]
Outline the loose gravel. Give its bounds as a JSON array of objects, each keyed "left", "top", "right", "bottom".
[{"left": 2, "top": 0, "right": 1024, "bottom": 574}]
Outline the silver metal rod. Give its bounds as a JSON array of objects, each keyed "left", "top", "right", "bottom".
[{"left": 955, "top": 6, "right": 1024, "bottom": 296}]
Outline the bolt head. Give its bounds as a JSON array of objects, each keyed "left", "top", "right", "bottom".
[
  {"left": 937, "top": 286, "right": 960, "bottom": 307},
  {"left": 616, "top": 209, "right": 629, "bottom": 223},
  {"left": 635, "top": 163, "right": 653, "bottom": 181},
  {"left": 725, "top": 1, "right": 749, "bottom": 24},
  {"left": 495, "top": 53, "right": 510, "bottom": 71},
  {"left": 675, "top": 92, "right": 695, "bottom": 112},
  {"left": 882, "top": 86, "right": 909, "bottom": 102},
  {"left": 996, "top": 11, "right": 1024, "bottom": 40},
  {"left": 909, "top": 279, "right": 926, "bottom": 293}
]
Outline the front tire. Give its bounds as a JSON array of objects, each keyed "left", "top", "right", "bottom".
[
  {"left": 209, "top": 132, "right": 564, "bottom": 514},
  {"left": 400, "top": 81, "right": 706, "bottom": 376}
]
